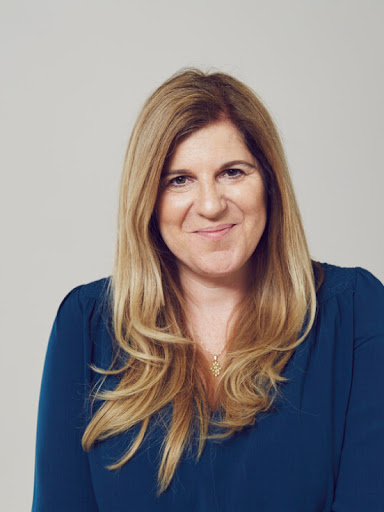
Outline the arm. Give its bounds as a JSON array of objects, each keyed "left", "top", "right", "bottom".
[
  {"left": 331, "top": 267, "right": 384, "bottom": 511},
  {"left": 32, "top": 286, "right": 99, "bottom": 511}
]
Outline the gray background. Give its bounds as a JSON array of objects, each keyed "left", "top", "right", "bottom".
[{"left": 1, "top": 0, "right": 383, "bottom": 510}]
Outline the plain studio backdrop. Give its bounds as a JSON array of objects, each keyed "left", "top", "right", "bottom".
[{"left": 1, "top": 0, "right": 383, "bottom": 510}]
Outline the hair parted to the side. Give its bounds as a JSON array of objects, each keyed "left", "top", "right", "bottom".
[{"left": 81, "top": 66, "right": 325, "bottom": 496}]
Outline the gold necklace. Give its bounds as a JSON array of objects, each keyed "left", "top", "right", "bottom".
[{"left": 198, "top": 339, "right": 225, "bottom": 377}]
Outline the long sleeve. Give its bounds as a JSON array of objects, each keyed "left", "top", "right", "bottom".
[
  {"left": 331, "top": 267, "right": 384, "bottom": 511},
  {"left": 32, "top": 286, "right": 99, "bottom": 511}
]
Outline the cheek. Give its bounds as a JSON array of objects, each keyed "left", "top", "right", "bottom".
[
  {"left": 257, "top": 197, "right": 268, "bottom": 221},
  {"left": 156, "top": 192, "right": 191, "bottom": 230},
  {"left": 156, "top": 194, "right": 172, "bottom": 231},
  {"left": 156, "top": 195, "right": 184, "bottom": 242},
  {"left": 244, "top": 189, "right": 267, "bottom": 223}
]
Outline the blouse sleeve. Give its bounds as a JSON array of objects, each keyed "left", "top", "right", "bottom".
[
  {"left": 32, "top": 286, "right": 99, "bottom": 511},
  {"left": 331, "top": 267, "right": 384, "bottom": 511}
]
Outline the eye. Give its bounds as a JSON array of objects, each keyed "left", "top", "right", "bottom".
[
  {"left": 167, "top": 175, "right": 190, "bottom": 187},
  {"left": 223, "top": 168, "right": 244, "bottom": 178}
]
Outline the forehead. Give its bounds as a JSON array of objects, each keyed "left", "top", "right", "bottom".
[{"left": 166, "top": 120, "right": 256, "bottom": 170}]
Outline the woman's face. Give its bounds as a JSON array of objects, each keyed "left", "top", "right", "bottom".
[{"left": 156, "top": 119, "right": 267, "bottom": 283}]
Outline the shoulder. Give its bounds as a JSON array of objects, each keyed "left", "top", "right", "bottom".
[
  {"left": 49, "top": 277, "right": 114, "bottom": 371},
  {"left": 314, "top": 261, "right": 384, "bottom": 349},
  {"left": 54, "top": 276, "right": 112, "bottom": 325},
  {"left": 314, "top": 261, "right": 384, "bottom": 304},
  {"left": 60, "top": 276, "right": 111, "bottom": 302},
  {"left": 76, "top": 276, "right": 112, "bottom": 300}
]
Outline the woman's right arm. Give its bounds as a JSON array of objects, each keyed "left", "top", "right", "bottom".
[{"left": 32, "top": 286, "right": 99, "bottom": 511}]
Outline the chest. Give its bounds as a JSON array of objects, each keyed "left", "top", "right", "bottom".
[{"left": 88, "top": 325, "right": 354, "bottom": 512}]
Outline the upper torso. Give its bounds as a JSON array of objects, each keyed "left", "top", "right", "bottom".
[{"left": 32, "top": 262, "right": 384, "bottom": 511}]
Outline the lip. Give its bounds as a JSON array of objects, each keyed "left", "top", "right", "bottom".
[{"left": 194, "top": 223, "right": 235, "bottom": 240}]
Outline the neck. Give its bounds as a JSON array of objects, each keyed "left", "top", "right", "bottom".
[
  {"left": 178, "top": 264, "right": 250, "bottom": 317},
  {"left": 178, "top": 266, "right": 250, "bottom": 388}
]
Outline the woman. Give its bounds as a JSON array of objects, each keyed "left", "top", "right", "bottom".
[{"left": 32, "top": 68, "right": 384, "bottom": 511}]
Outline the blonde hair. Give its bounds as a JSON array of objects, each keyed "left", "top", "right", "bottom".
[{"left": 82, "top": 67, "right": 324, "bottom": 495}]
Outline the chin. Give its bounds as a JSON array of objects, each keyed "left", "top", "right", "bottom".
[
  {"left": 193, "top": 261, "right": 250, "bottom": 279},
  {"left": 177, "top": 251, "right": 253, "bottom": 281}
]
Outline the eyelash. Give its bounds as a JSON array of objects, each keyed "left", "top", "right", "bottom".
[{"left": 166, "top": 168, "right": 244, "bottom": 187}]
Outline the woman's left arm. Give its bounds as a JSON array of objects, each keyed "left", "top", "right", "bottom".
[{"left": 331, "top": 267, "right": 384, "bottom": 511}]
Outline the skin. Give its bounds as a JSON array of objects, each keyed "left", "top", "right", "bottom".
[
  {"left": 155, "top": 119, "right": 267, "bottom": 402},
  {"left": 156, "top": 118, "right": 267, "bottom": 291}
]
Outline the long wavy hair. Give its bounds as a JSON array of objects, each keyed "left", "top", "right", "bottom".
[{"left": 82, "top": 67, "right": 325, "bottom": 496}]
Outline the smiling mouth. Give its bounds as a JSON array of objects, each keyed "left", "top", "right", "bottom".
[{"left": 194, "top": 224, "right": 235, "bottom": 240}]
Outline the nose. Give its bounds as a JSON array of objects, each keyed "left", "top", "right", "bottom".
[{"left": 194, "top": 180, "right": 227, "bottom": 218}]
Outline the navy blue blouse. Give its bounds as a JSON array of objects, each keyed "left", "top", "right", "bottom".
[{"left": 32, "top": 262, "right": 384, "bottom": 511}]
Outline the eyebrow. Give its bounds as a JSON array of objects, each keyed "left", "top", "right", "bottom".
[{"left": 163, "top": 160, "right": 258, "bottom": 176}]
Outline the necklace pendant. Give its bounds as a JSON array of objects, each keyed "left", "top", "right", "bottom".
[{"left": 210, "top": 355, "right": 222, "bottom": 377}]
